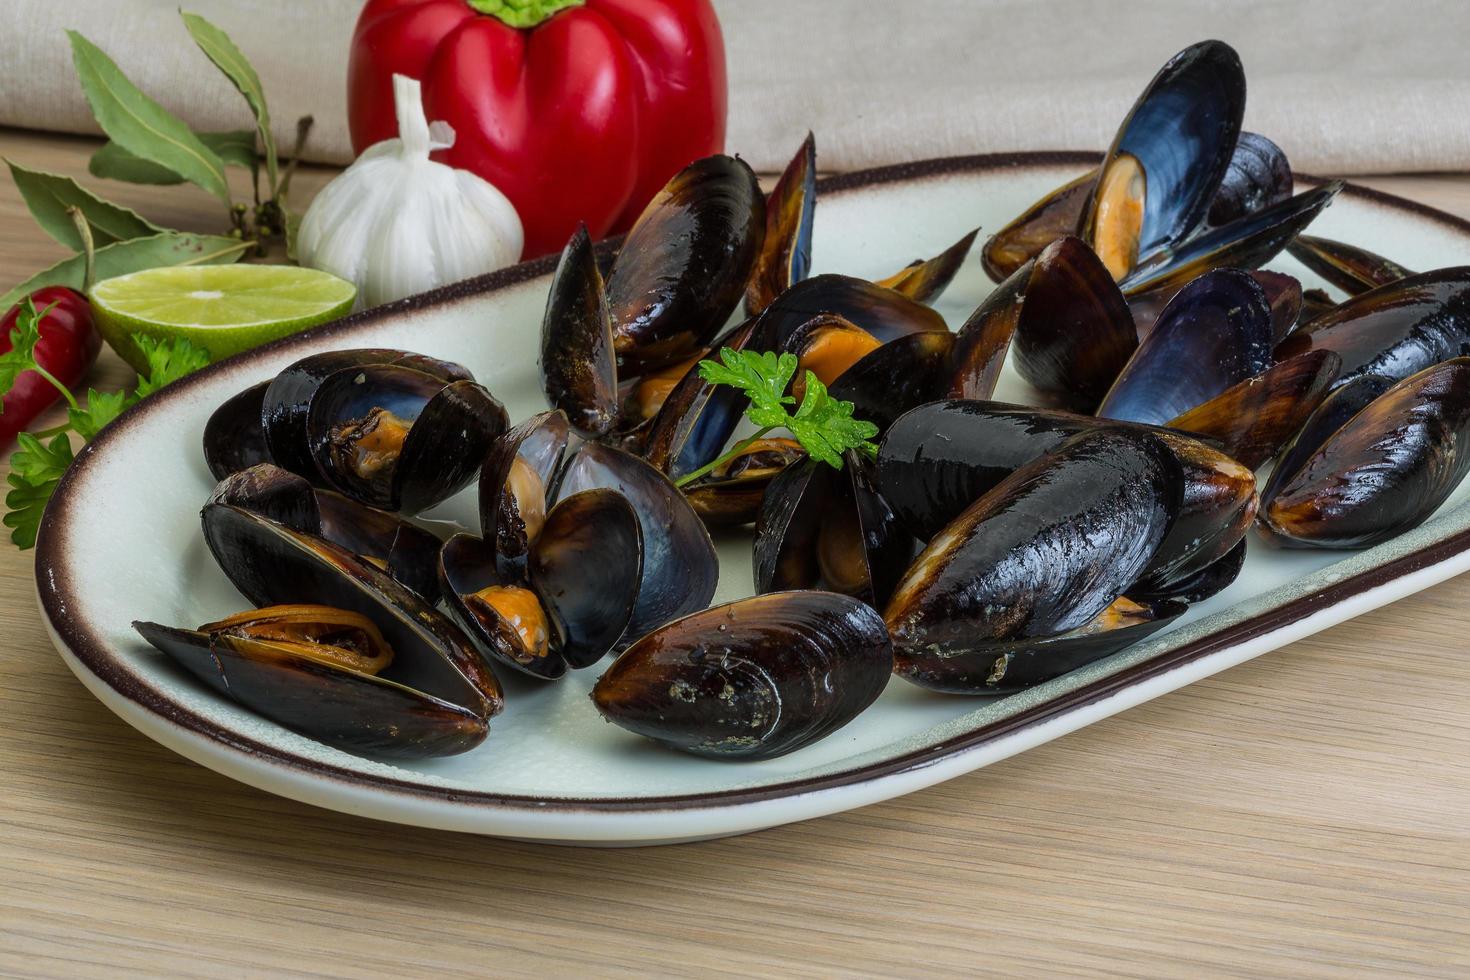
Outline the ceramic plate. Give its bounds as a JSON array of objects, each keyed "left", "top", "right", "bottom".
[{"left": 36, "top": 153, "right": 1470, "bottom": 845}]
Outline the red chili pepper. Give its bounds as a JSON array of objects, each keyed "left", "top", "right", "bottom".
[
  {"left": 0, "top": 287, "right": 102, "bottom": 446},
  {"left": 348, "top": 0, "right": 727, "bottom": 259}
]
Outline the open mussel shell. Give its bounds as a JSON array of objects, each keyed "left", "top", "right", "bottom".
[
  {"left": 607, "top": 154, "right": 765, "bottom": 374},
  {"left": 203, "top": 381, "right": 271, "bottom": 480},
  {"left": 1081, "top": 40, "right": 1245, "bottom": 276},
  {"left": 1286, "top": 235, "right": 1412, "bottom": 296},
  {"left": 1167, "top": 349, "right": 1341, "bottom": 469},
  {"left": 946, "top": 263, "right": 1024, "bottom": 400},
  {"left": 591, "top": 591, "right": 894, "bottom": 761},
  {"left": 754, "top": 453, "right": 913, "bottom": 608},
  {"left": 1121, "top": 182, "right": 1341, "bottom": 296},
  {"left": 641, "top": 318, "right": 759, "bottom": 480},
  {"left": 884, "top": 427, "right": 1182, "bottom": 664},
  {"left": 442, "top": 490, "right": 642, "bottom": 677},
  {"left": 540, "top": 226, "right": 619, "bottom": 438},
  {"left": 557, "top": 443, "right": 718, "bottom": 636},
  {"left": 982, "top": 171, "right": 1094, "bottom": 282},
  {"left": 875, "top": 228, "right": 979, "bottom": 306},
  {"left": 135, "top": 620, "right": 489, "bottom": 759},
  {"left": 746, "top": 133, "right": 816, "bottom": 316},
  {"left": 1098, "top": 268, "right": 1274, "bottom": 425},
  {"left": 750, "top": 274, "right": 949, "bottom": 353},
  {"left": 305, "top": 364, "right": 508, "bottom": 514},
  {"left": 261, "top": 349, "right": 472, "bottom": 480},
  {"left": 211, "top": 463, "right": 444, "bottom": 603},
  {"left": 683, "top": 437, "right": 805, "bottom": 528},
  {"left": 1207, "top": 132, "right": 1292, "bottom": 228},
  {"left": 1010, "top": 236, "right": 1138, "bottom": 409},
  {"left": 893, "top": 596, "right": 1188, "bottom": 696},
  {"left": 479, "top": 410, "right": 571, "bottom": 578},
  {"left": 829, "top": 330, "right": 957, "bottom": 431},
  {"left": 1273, "top": 267, "right": 1470, "bottom": 390},
  {"left": 1260, "top": 358, "right": 1470, "bottom": 548}
]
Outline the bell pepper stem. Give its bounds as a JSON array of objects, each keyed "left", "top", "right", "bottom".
[
  {"left": 673, "top": 427, "right": 777, "bottom": 489},
  {"left": 465, "top": 0, "right": 584, "bottom": 29}
]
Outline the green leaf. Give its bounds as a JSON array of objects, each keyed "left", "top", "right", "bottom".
[
  {"left": 133, "top": 335, "right": 210, "bottom": 398},
  {"left": 0, "top": 298, "right": 49, "bottom": 397},
  {"left": 0, "top": 232, "right": 245, "bottom": 310},
  {"left": 180, "top": 11, "right": 277, "bottom": 194},
  {"left": 200, "top": 130, "right": 259, "bottom": 173},
  {"left": 68, "top": 388, "right": 134, "bottom": 440},
  {"left": 89, "top": 141, "right": 186, "bottom": 185},
  {"left": 5, "top": 158, "right": 163, "bottom": 249},
  {"left": 67, "top": 30, "right": 230, "bottom": 202},
  {"left": 4, "top": 431, "right": 76, "bottom": 549}
]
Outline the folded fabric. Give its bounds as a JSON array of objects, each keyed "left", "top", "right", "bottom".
[{"left": 3, "top": 0, "right": 1468, "bottom": 176}]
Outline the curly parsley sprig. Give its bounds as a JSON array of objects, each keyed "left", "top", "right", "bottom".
[
  {"left": 673, "top": 347, "right": 880, "bottom": 488},
  {"left": 0, "top": 300, "right": 209, "bottom": 548}
]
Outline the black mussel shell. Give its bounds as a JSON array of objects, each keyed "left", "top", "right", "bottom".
[
  {"left": 1010, "top": 236, "right": 1138, "bottom": 410},
  {"left": 746, "top": 133, "right": 816, "bottom": 316},
  {"left": 946, "top": 262, "right": 1024, "bottom": 400},
  {"left": 557, "top": 443, "right": 718, "bottom": 636},
  {"left": 1167, "top": 349, "right": 1341, "bottom": 469},
  {"left": 830, "top": 330, "right": 957, "bottom": 432},
  {"left": 982, "top": 170, "right": 1094, "bottom": 283},
  {"left": 1207, "top": 132, "right": 1293, "bottom": 228},
  {"left": 684, "top": 438, "right": 805, "bottom": 528},
  {"left": 1261, "top": 359, "right": 1470, "bottom": 548},
  {"left": 642, "top": 317, "right": 761, "bottom": 480},
  {"left": 204, "top": 381, "right": 272, "bottom": 480},
  {"left": 591, "top": 591, "right": 894, "bottom": 761},
  {"left": 607, "top": 155, "right": 765, "bottom": 374},
  {"left": 1098, "top": 269, "right": 1273, "bottom": 425},
  {"left": 479, "top": 410, "right": 571, "bottom": 578},
  {"left": 1287, "top": 235, "right": 1412, "bottom": 296},
  {"left": 1121, "top": 182, "right": 1341, "bottom": 296},
  {"left": 1137, "top": 430, "right": 1256, "bottom": 594},
  {"left": 884, "top": 427, "right": 1182, "bottom": 661},
  {"left": 1274, "top": 267, "right": 1470, "bottom": 390},
  {"left": 1261, "top": 373, "right": 1394, "bottom": 505},
  {"left": 1127, "top": 269, "right": 1301, "bottom": 343},
  {"left": 540, "top": 226, "right": 619, "bottom": 438},
  {"left": 261, "top": 349, "right": 470, "bottom": 480},
  {"left": 1081, "top": 41, "right": 1246, "bottom": 275},
  {"left": 305, "top": 364, "right": 508, "bottom": 514},
  {"left": 892, "top": 596, "right": 1187, "bottom": 696},
  {"left": 875, "top": 229, "right": 979, "bottom": 306},
  {"left": 754, "top": 453, "right": 913, "bottom": 608},
  {"left": 440, "top": 532, "right": 564, "bottom": 680},
  {"left": 134, "top": 620, "right": 488, "bottom": 759},
  {"left": 1133, "top": 539, "right": 1246, "bottom": 605},
  {"left": 210, "top": 463, "right": 444, "bottom": 602},
  {"left": 750, "top": 274, "right": 949, "bottom": 353}
]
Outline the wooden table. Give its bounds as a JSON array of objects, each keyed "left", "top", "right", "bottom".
[{"left": 2, "top": 126, "right": 1468, "bottom": 978}]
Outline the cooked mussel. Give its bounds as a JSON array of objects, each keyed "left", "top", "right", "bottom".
[
  {"left": 591, "top": 591, "right": 894, "bottom": 760},
  {"left": 750, "top": 273, "right": 949, "bottom": 353},
  {"left": 874, "top": 228, "right": 980, "bottom": 306},
  {"left": 1259, "top": 358, "right": 1470, "bottom": 548},
  {"left": 540, "top": 226, "right": 619, "bottom": 438},
  {"left": 884, "top": 427, "right": 1186, "bottom": 694},
  {"left": 210, "top": 463, "right": 444, "bottom": 602},
  {"left": 606, "top": 154, "right": 765, "bottom": 374},
  {"left": 136, "top": 503, "right": 502, "bottom": 758},
  {"left": 746, "top": 133, "right": 816, "bottom": 316},
  {"left": 1273, "top": 267, "right": 1470, "bottom": 391},
  {"left": 682, "top": 437, "right": 805, "bottom": 527},
  {"left": 442, "top": 489, "right": 642, "bottom": 678},
  {"left": 1286, "top": 235, "right": 1412, "bottom": 296},
  {"left": 203, "top": 381, "right": 271, "bottom": 480},
  {"left": 1206, "top": 132, "right": 1293, "bottom": 228},
  {"left": 479, "top": 410, "right": 571, "bottom": 578}
]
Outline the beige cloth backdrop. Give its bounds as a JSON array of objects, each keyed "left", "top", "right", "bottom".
[{"left": 2, "top": 0, "right": 1468, "bottom": 175}]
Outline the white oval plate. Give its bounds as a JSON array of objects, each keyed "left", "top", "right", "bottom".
[{"left": 36, "top": 153, "right": 1470, "bottom": 845}]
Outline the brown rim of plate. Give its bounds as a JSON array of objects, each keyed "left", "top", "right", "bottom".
[{"left": 35, "top": 150, "right": 1470, "bottom": 815}]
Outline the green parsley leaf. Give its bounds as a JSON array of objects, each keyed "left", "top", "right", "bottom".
[
  {"left": 694, "top": 346, "right": 879, "bottom": 471},
  {"left": 133, "top": 334, "right": 211, "bottom": 398},
  {"left": 0, "top": 297, "right": 59, "bottom": 400},
  {"left": 4, "top": 431, "right": 75, "bottom": 548},
  {"left": 68, "top": 388, "right": 135, "bottom": 441}
]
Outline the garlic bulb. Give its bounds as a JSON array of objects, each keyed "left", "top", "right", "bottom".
[{"left": 297, "top": 75, "right": 523, "bottom": 309}]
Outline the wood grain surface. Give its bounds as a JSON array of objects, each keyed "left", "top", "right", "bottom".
[{"left": 1, "top": 127, "right": 1468, "bottom": 978}]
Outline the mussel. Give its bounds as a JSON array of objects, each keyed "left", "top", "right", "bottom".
[
  {"left": 203, "top": 381, "right": 271, "bottom": 480},
  {"left": 682, "top": 437, "right": 806, "bottom": 527},
  {"left": 136, "top": 504, "right": 502, "bottom": 759},
  {"left": 873, "top": 228, "right": 980, "bottom": 306},
  {"left": 591, "top": 591, "right": 893, "bottom": 760},
  {"left": 1286, "top": 235, "right": 1412, "bottom": 296},
  {"left": 1259, "top": 358, "right": 1470, "bottom": 548},
  {"left": 884, "top": 428, "right": 1187, "bottom": 694},
  {"left": 746, "top": 133, "right": 816, "bottom": 316}
]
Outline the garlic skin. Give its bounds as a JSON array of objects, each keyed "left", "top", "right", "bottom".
[{"left": 298, "top": 74, "right": 524, "bottom": 309}]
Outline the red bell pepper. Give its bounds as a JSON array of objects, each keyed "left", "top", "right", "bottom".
[
  {"left": 348, "top": 0, "right": 727, "bottom": 260},
  {"left": 0, "top": 287, "right": 101, "bottom": 446}
]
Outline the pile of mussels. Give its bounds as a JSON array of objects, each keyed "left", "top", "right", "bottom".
[{"left": 138, "top": 40, "right": 1470, "bottom": 762}]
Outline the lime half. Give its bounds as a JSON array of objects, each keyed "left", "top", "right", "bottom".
[{"left": 91, "top": 265, "right": 357, "bottom": 371}]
